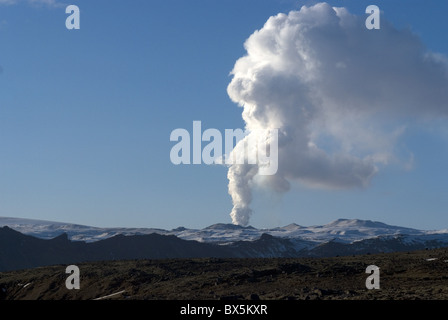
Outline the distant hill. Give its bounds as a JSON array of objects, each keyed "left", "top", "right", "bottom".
[
  {"left": 0, "top": 226, "right": 234, "bottom": 272},
  {"left": 0, "top": 216, "right": 441, "bottom": 244},
  {"left": 2, "top": 219, "right": 448, "bottom": 271}
]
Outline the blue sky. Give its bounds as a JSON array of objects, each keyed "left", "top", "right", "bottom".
[{"left": 0, "top": 0, "right": 448, "bottom": 230}]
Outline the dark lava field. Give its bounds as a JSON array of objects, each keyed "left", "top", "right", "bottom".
[{"left": 1, "top": 247, "right": 448, "bottom": 300}]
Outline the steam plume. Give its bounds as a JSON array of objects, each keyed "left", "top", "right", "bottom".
[{"left": 227, "top": 3, "right": 448, "bottom": 225}]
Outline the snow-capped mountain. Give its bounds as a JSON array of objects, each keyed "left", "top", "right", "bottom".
[
  {"left": 0, "top": 217, "right": 167, "bottom": 243},
  {"left": 0, "top": 216, "right": 444, "bottom": 245},
  {"left": 2, "top": 217, "right": 448, "bottom": 271}
]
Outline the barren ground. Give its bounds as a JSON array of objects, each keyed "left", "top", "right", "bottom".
[{"left": 1, "top": 247, "right": 448, "bottom": 300}]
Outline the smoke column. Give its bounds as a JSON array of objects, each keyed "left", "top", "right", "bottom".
[{"left": 226, "top": 3, "right": 448, "bottom": 226}]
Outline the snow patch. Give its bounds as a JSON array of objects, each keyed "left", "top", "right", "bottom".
[{"left": 1, "top": 216, "right": 448, "bottom": 247}]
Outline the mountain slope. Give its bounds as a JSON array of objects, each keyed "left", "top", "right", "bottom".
[
  {"left": 0, "top": 217, "right": 439, "bottom": 244},
  {"left": 2, "top": 222, "right": 448, "bottom": 272},
  {"left": 0, "top": 226, "right": 235, "bottom": 272},
  {"left": 0, "top": 226, "right": 87, "bottom": 271}
]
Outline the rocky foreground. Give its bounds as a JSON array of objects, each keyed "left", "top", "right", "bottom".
[{"left": 1, "top": 247, "right": 448, "bottom": 300}]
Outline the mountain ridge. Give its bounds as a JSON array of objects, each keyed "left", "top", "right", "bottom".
[
  {"left": 0, "top": 216, "right": 439, "bottom": 244},
  {"left": 1, "top": 221, "right": 448, "bottom": 272}
]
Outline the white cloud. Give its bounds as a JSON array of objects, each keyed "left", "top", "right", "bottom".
[{"left": 227, "top": 2, "right": 448, "bottom": 225}]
